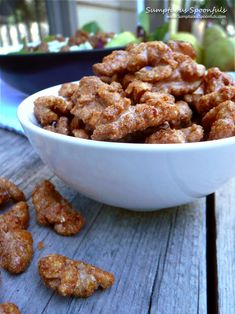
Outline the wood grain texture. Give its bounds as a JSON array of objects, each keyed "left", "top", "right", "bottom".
[
  {"left": 0, "top": 129, "right": 207, "bottom": 314},
  {"left": 216, "top": 178, "right": 235, "bottom": 314}
]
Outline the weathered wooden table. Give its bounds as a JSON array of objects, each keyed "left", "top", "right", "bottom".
[{"left": 0, "top": 128, "right": 234, "bottom": 314}]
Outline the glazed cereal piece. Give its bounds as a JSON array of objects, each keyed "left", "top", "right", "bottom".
[
  {"left": 59, "top": 83, "right": 79, "bottom": 98},
  {"left": 195, "top": 86, "right": 235, "bottom": 114},
  {"left": 0, "top": 177, "right": 25, "bottom": 206},
  {"left": 167, "top": 40, "right": 196, "bottom": 59},
  {"left": 0, "top": 225, "right": 33, "bottom": 274},
  {"left": 92, "top": 101, "right": 178, "bottom": 141},
  {"left": 204, "top": 68, "right": 235, "bottom": 93},
  {"left": 44, "top": 117, "right": 70, "bottom": 135},
  {"left": 202, "top": 100, "right": 235, "bottom": 140},
  {"left": 34, "top": 96, "right": 70, "bottom": 126},
  {"left": 146, "top": 124, "right": 204, "bottom": 144},
  {"left": 38, "top": 254, "right": 115, "bottom": 297},
  {"left": 32, "top": 180, "right": 85, "bottom": 236},
  {"left": 0, "top": 303, "right": 21, "bottom": 314},
  {"left": 0, "top": 202, "right": 29, "bottom": 230}
]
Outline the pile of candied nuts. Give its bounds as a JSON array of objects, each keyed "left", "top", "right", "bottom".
[
  {"left": 24, "top": 30, "right": 114, "bottom": 53},
  {"left": 34, "top": 41, "right": 235, "bottom": 143},
  {"left": 0, "top": 177, "right": 115, "bottom": 312}
]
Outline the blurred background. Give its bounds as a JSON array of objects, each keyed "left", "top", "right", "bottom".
[
  {"left": 0, "top": 0, "right": 234, "bottom": 132},
  {"left": 0, "top": 0, "right": 234, "bottom": 45},
  {"left": 0, "top": 0, "right": 234, "bottom": 92}
]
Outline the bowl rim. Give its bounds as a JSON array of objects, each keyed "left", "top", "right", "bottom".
[
  {"left": 0, "top": 46, "right": 124, "bottom": 59},
  {"left": 17, "top": 82, "right": 235, "bottom": 152}
]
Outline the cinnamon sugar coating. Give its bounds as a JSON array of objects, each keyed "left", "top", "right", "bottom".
[
  {"left": 0, "top": 202, "right": 33, "bottom": 274},
  {"left": 0, "top": 303, "right": 21, "bottom": 314},
  {"left": 38, "top": 254, "right": 115, "bottom": 297},
  {"left": 33, "top": 41, "right": 235, "bottom": 143},
  {"left": 32, "top": 180, "right": 85, "bottom": 236}
]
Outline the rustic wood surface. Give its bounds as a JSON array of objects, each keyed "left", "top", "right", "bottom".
[
  {"left": 216, "top": 178, "right": 235, "bottom": 314},
  {"left": 0, "top": 128, "right": 211, "bottom": 314}
]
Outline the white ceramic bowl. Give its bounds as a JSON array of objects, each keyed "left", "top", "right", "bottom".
[{"left": 18, "top": 84, "right": 235, "bottom": 211}]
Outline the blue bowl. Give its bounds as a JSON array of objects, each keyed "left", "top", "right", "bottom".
[{"left": 0, "top": 47, "right": 123, "bottom": 95}]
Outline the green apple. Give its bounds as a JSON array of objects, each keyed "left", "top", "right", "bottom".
[
  {"left": 170, "top": 32, "right": 203, "bottom": 63},
  {"left": 204, "top": 37, "right": 235, "bottom": 71},
  {"left": 105, "top": 31, "right": 137, "bottom": 48},
  {"left": 203, "top": 25, "right": 227, "bottom": 47}
]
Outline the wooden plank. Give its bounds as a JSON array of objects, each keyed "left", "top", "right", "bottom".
[
  {"left": 215, "top": 178, "right": 235, "bottom": 314},
  {"left": 0, "top": 129, "right": 207, "bottom": 313}
]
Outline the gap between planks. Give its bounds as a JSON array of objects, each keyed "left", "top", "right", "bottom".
[{"left": 206, "top": 193, "right": 218, "bottom": 314}]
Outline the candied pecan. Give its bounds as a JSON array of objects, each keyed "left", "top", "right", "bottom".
[
  {"left": 68, "top": 30, "right": 88, "bottom": 46},
  {"left": 139, "top": 91, "right": 175, "bottom": 106},
  {"left": 97, "top": 82, "right": 130, "bottom": 108},
  {"left": 60, "top": 46, "right": 70, "bottom": 52},
  {"left": 0, "top": 201, "right": 33, "bottom": 274},
  {"left": 44, "top": 117, "right": 70, "bottom": 135},
  {"left": 0, "top": 177, "right": 25, "bottom": 206},
  {"left": 71, "top": 76, "right": 106, "bottom": 128},
  {"left": 98, "top": 84, "right": 131, "bottom": 124},
  {"left": 38, "top": 254, "right": 115, "bottom": 297},
  {"left": 72, "top": 77, "right": 130, "bottom": 129},
  {"left": 0, "top": 226, "right": 33, "bottom": 274},
  {"left": 122, "top": 73, "right": 136, "bottom": 89},
  {"left": 0, "top": 303, "right": 21, "bottom": 314},
  {"left": 93, "top": 50, "right": 129, "bottom": 77},
  {"left": 0, "top": 202, "right": 29, "bottom": 230},
  {"left": 89, "top": 31, "right": 114, "bottom": 49},
  {"left": 126, "top": 41, "right": 178, "bottom": 72},
  {"left": 151, "top": 54, "right": 205, "bottom": 96},
  {"left": 59, "top": 83, "right": 79, "bottom": 98},
  {"left": 171, "top": 101, "right": 192, "bottom": 128},
  {"left": 32, "top": 180, "right": 85, "bottom": 236},
  {"left": 208, "top": 119, "right": 235, "bottom": 140},
  {"left": 135, "top": 65, "right": 173, "bottom": 83},
  {"left": 167, "top": 40, "right": 196, "bottom": 59},
  {"left": 72, "top": 129, "right": 90, "bottom": 139},
  {"left": 69, "top": 116, "right": 83, "bottom": 131},
  {"left": 204, "top": 68, "right": 235, "bottom": 93},
  {"left": 125, "top": 80, "right": 152, "bottom": 102},
  {"left": 34, "top": 96, "right": 70, "bottom": 126},
  {"left": 92, "top": 101, "right": 178, "bottom": 141},
  {"left": 0, "top": 187, "right": 9, "bottom": 206},
  {"left": 196, "top": 86, "right": 235, "bottom": 114},
  {"left": 146, "top": 124, "right": 204, "bottom": 143},
  {"left": 202, "top": 100, "right": 235, "bottom": 140},
  {"left": 93, "top": 41, "right": 177, "bottom": 78}
]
